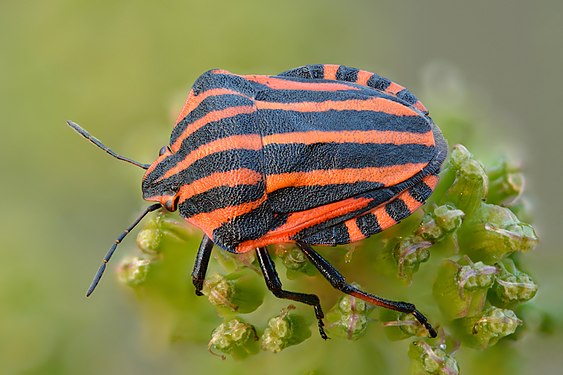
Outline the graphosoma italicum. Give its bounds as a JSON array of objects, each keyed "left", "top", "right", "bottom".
[{"left": 68, "top": 64, "right": 447, "bottom": 339}]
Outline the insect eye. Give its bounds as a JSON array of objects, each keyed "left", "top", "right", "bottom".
[
  {"left": 158, "top": 146, "right": 169, "bottom": 156},
  {"left": 164, "top": 195, "right": 179, "bottom": 212}
]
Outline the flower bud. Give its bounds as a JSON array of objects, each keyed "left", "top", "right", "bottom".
[
  {"left": 261, "top": 306, "right": 311, "bottom": 353},
  {"left": 418, "top": 204, "right": 465, "bottom": 242},
  {"left": 274, "top": 243, "right": 316, "bottom": 278},
  {"left": 118, "top": 257, "right": 152, "bottom": 287},
  {"left": 457, "top": 203, "right": 538, "bottom": 263},
  {"left": 440, "top": 145, "right": 488, "bottom": 216},
  {"left": 202, "top": 270, "right": 264, "bottom": 314},
  {"left": 492, "top": 259, "right": 538, "bottom": 305},
  {"left": 136, "top": 210, "right": 195, "bottom": 254},
  {"left": 393, "top": 236, "right": 432, "bottom": 281},
  {"left": 487, "top": 158, "right": 525, "bottom": 206},
  {"left": 433, "top": 259, "right": 495, "bottom": 320},
  {"left": 455, "top": 306, "right": 521, "bottom": 349},
  {"left": 382, "top": 311, "right": 429, "bottom": 339},
  {"left": 409, "top": 341, "right": 460, "bottom": 375},
  {"left": 208, "top": 319, "right": 258, "bottom": 359},
  {"left": 326, "top": 293, "right": 370, "bottom": 340}
]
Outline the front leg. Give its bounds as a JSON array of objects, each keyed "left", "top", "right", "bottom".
[{"left": 191, "top": 234, "right": 214, "bottom": 296}]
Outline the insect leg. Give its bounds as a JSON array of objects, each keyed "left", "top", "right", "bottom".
[
  {"left": 191, "top": 234, "right": 214, "bottom": 296},
  {"left": 296, "top": 241, "right": 437, "bottom": 338},
  {"left": 256, "top": 247, "right": 328, "bottom": 340}
]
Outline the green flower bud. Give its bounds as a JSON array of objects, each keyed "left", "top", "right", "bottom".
[
  {"left": 486, "top": 158, "right": 525, "bottom": 206},
  {"left": 136, "top": 210, "right": 195, "bottom": 254},
  {"left": 118, "top": 257, "right": 152, "bottom": 287},
  {"left": 433, "top": 259, "right": 495, "bottom": 320},
  {"left": 208, "top": 319, "right": 259, "bottom": 359},
  {"left": 393, "top": 236, "right": 431, "bottom": 281},
  {"left": 382, "top": 312, "right": 429, "bottom": 339},
  {"left": 202, "top": 270, "right": 264, "bottom": 314},
  {"left": 261, "top": 306, "right": 312, "bottom": 353},
  {"left": 274, "top": 243, "right": 316, "bottom": 278},
  {"left": 409, "top": 341, "right": 460, "bottom": 375},
  {"left": 457, "top": 261, "right": 496, "bottom": 292},
  {"left": 455, "top": 307, "right": 521, "bottom": 349},
  {"left": 136, "top": 227, "right": 162, "bottom": 254},
  {"left": 492, "top": 259, "right": 538, "bottom": 305},
  {"left": 457, "top": 203, "right": 538, "bottom": 263},
  {"left": 418, "top": 204, "right": 464, "bottom": 242},
  {"left": 434, "top": 205, "right": 465, "bottom": 234},
  {"left": 325, "top": 293, "right": 370, "bottom": 340},
  {"left": 440, "top": 145, "right": 488, "bottom": 216},
  {"left": 213, "top": 248, "right": 257, "bottom": 274}
]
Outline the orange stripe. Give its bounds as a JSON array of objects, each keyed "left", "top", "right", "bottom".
[
  {"left": 374, "top": 206, "right": 397, "bottom": 230},
  {"left": 345, "top": 219, "right": 365, "bottom": 242},
  {"left": 256, "top": 97, "right": 416, "bottom": 117},
  {"left": 235, "top": 196, "right": 373, "bottom": 251},
  {"left": 175, "top": 89, "right": 195, "bottom": 124},
  {"left": 245, "top": 75, "right": 360, "bottom": 92},
  {"left": 385, "top": 82, "right": 405, "bottom": 95},
  {"left": 175, "top": 88, "right": 248, "bottom": 125},
  {"left": 356, "top": 70, "right": 372, "bottom": 86},
  {"left": 323, "top": 64, "right": 339, "bottom": 80},
  {"left": 266, "top": 163, "right": 428, "bottom": 192},
  {"left": 262, "top": 130, "right": 434, "bottom": 147},
  {"left": 413, "top": 101, "right": 428, "bottom": 114},
  {"left": 159, "top": 134, "right": 262, "bottom": 181},
  {"left": 171, "top": 105, "right": 255, "bottom": 151},
  {"left": 178, "top": 169, "right": 262, "bottom": 202},
  {"left": 401, "top": 194, "right": 422, "bottom": 213},
  {"left": 210, "top": 69, "right": 233, "bottom": 75},
  {"left": 187, "top": 195, "right": 266, "bottom": 232},
  {"left": 424, "top": 174, "right": 439, "bottom": 189}
]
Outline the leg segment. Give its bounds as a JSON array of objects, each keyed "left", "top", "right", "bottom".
[
  {"left": 296, "top": 241, "right": 437, "bottom": 338},
  {"left": 191, "top": 234, "right": 214, "bottom": 296},
  {"left": 255, "top": 247, "right": 328, "bottom": 339}
]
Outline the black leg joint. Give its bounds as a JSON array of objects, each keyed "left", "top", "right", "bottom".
[{"left": 191, "top": 235, "right": 214, "bottom": 296}]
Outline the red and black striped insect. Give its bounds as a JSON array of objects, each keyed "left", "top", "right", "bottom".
[{"left": 69, "top": 64, "right": 446, "bottom": 339}]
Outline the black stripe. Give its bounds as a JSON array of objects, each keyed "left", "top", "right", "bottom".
[
  {"left": 356, "top": 213, "right": 382, "bottom": 237},
  {"left": 295, "top": 222, "right": 351, "bottom": 245},
  {"left": 179, "top": 182, "right": 265, "bottom": 218},
  {"left": 336, "top": 65, "right": 359, "bottom": 82},
  {"left": 211, "top": 202, "right": 281, "bottom": 253},
  {"left": 263, "top": 143, "right": 435, "bottom": 174},
  {"left": 396, "top": 89, "right": 419, "bottom": 106},
  {"left": 254, "top": 86, "right": 403, "bottom": 104},
  {"left": 367, "top": 74, "right": 392, "bottom": 91},
  {"left": 171, "top": 94, "right": 255, "bottom": 145},
  {"left": 385, "top": 199, "right": 411, "bottom": 222},
  {"left": 174, "top": 113, "right": 257, "bottom": 159},
  {"left": 309, "top": 64, "right": 325, "bottom": 79},
  {"left": 409, "top": 181, "right": 433, "bottom": 203},
  {"left": 268, "top": 182, "right": 389, "bottom": 213},
  {"left": 277, "top": 64, "right": 326, "bottom": 79},
  {"left": 277, "top": 66, "right": 314, "bottom": 79},
  {"left": 172, "top": 149, "right": 263, "bottom": 185},
  {"left": 191, "top": 70, "right": 255, "bottom": 97},
  {"left": 259, "top": 109, "right": 432, "bottom": 134}
]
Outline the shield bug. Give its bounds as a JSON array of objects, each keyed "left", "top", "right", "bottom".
[{"left": 69, "top": 64, "right": 446, "bottom": 339}]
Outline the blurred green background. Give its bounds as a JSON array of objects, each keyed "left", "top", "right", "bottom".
[{"left": 1, "top": 0, "right": 562, "bottom": 374}]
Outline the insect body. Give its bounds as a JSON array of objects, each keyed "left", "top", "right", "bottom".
[{"left": 69, "top": 64, "right": 446, "bottom": 339}]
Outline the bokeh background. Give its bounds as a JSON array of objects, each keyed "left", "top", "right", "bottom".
[{"left": 1, "top": 0, "right": 562, "bottom": 374}]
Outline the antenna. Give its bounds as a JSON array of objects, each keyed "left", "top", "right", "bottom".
[
  {"left": 66, "top": 120, "right": 150, "bottom": 169},
  {"left": 86, "top": 203, "right": 161, "bottom": 296}
]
